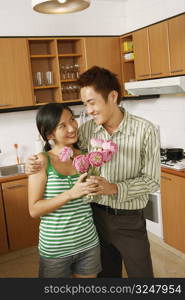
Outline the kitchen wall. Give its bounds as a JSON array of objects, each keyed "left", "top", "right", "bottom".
[
  {"left": 121, "top": 94, "right": 185, "bottom": 149},
  {"left": 0, "top": 0, "right": 184, "bottom": 36},
  {"left": 123, "top": 0, "right": 185, "bottom": 34},
  {"left": 1, "top": 94, "right": 185, "bottom": 166},
  {"left": 0, "top": 0, "right": 125, "bottom": 36},
  {"left": 0, "top": 106, "right": 83, "bottom": 166},
  {"left": 0, "top": 0, "right": 185, "bottom": 166}
]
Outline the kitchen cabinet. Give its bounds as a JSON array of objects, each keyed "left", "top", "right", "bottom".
[
  {"left": 148, "top": 21, "right": 170, "bottom": 78},
  {"left": 0, "top": 186, "right": 9, "bottom": 254},
  {"left": 1, "top": 178, "right": 39, "bottom": 251},
  {"left": 161, "top": 172, "right": 185, "bottom": 253},
  {"left": 133, "top": 28, "right": 151, "bottom": 80},
  {"left": 57, "top": 38, "right": 86, "bottom": 102},
  {"left": 28, "top": 38, "right": 86, "bottom": 104},
  {"left": 133, "top": 22, "right": 170, "bottom": 80},
  {"left": 122, "top": 13, "right": 185, "bottom": 87},
  {"left": 168, "top": 13, "right": 185, "bottom": 76},
  {"left": 0, "top": 38, "right": 33, "bottom": 110},
  {"left": 28, "top": 37, "right": 122, "bottom": 104},
  {"left": 0, "top": 36, "right": 122, "bottom": 108},
  {"left": 85, "top": 37, "right": 122, "bottom": 83}
]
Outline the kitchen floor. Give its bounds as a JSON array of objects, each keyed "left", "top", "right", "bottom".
[{"left": 0, "top": 232, "right": 185, "bottom": 278}]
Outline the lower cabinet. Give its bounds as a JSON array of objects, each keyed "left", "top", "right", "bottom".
[
  {"left": 0, "top": 186, "right": 9, "bottom": 254},
  {"left": 161, "top": 172, "right": 185, "bottom": 253},
  {"left": 1, "top": 178, "right": 40, "bottom": 251}
]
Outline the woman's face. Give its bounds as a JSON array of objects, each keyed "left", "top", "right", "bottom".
[{"left": 51, "top": 109, "right": 78, "bottom": 147}]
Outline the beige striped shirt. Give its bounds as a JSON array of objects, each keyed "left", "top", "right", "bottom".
[{"left": 78, "top": 108, "right": 161, "bottom": 210}]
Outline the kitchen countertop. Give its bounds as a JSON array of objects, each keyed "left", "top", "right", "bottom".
[
  {"left": 0, "top": 168, "right": 185, "bottom": 184},
  {"left": 161, "top": 167, "right": 185, "bottom": 178},
  {"left": 0, "top": 173, "right": 27, "bottom": 183}
]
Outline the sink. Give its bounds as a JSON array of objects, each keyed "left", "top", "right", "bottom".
[{"left": 0, "top": 164, "right": 25, "bottom": 177}]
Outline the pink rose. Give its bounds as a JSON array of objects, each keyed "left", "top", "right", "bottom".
[
  {"left": 90, "top": 138, "right": 104, "bottom": 148},
  {"left": 73, "top": 155, "right": 90, "bottom": 173},
  {"left": 100, "top": 149, "right": 113, "bottom": 163},
  {"left": 59, "top": 147, "right": 73, "bottom": 162},
  {"left": 102, "top": 140, "right": 118, "bottom": 153},
  {"left": 88, "top": 151, "right": 104, "bottom": 167}
]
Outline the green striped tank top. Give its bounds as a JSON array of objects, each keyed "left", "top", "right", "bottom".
[{"left": 39, "top": 152, "right": 99, "bottom": 258}]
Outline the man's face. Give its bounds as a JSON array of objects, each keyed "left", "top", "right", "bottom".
[{"left": 80, "top": 86, "right": 117, "bottom": 126}]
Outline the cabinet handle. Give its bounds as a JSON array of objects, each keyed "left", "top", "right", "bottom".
[
  {"left": 139, "top": 74, "right": 150, "bottom": 77},
  {"left": 151, "top": 72, "right": 162, "bottom": 76},
  {"left": 171, "top": 69, "right": 183, "bottom": 73},
  {"left": 0, "top": 104, "right": 10, "bottom": 107},
  {"left": 6, "top": 184, "right": 26, "bottom": 189},
  {"left": 161, "top": 176, "right": 171, "bottom": 181}
]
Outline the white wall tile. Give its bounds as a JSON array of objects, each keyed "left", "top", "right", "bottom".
[
  {"left": 1, "top": 93, "right": 185, "bottom": 166},
  {"left": 0, "top": 110, "right": 38, "bottom": 166},
  {"left": 122, "top": 94, "right": 185, "bottom": 149}
]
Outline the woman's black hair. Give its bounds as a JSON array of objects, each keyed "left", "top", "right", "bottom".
[{"left": 36, "top": 103, "right": 78, "bottom": 152}]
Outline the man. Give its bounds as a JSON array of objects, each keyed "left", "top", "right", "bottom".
[{"left": 26, "top": 66, "right": 160, "bottom": 278}]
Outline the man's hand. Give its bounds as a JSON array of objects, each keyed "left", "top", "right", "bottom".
[
  {"left": 25, "top": 155, "right": 42, "bottom": 175},
  {"left": 86, "top": 176, "right": 118, "bottom": 196}
]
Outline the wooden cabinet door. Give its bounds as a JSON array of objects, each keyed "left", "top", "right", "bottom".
[
  {"left": 168, "top": 14, "right": 185, "bottom": 76},
  {"left": 2, "top": 179, "right": 39, "bottom": 251},
  {"left": 0, "top": 38, "right": 33, "bottom": 109},
  {"left": 85, "top": 37, "right": 122, "bottom": 83},
  {"left": 133, "top": 28, "right": 151, "bottom": 80},
  {"left": 148, "top": 22, "right": 170, "bottom": 78},
  {"left": 0, "top": 186, "right": 9, "bottom": 254},
  {"left": 161, "top": 172, "right": 185, "bottom": 253}
]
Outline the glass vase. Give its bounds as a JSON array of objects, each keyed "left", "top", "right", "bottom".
[{"left": 82, "top": 166, "right": 100, "bottom": 203}]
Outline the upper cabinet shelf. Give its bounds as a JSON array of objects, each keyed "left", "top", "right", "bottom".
[
  {"left": 30, "top": 54, "right": 56, "bottom": 58},
  {"left": 34, "top": 85, "right": 59, "bottom": 90},
  {"left": 58, "top": 54, "right": 82, "bottom": 57},
  {"left": 28, "top": 39, "right": 56, "bottom": 56},
  {"left": 120, "top": 34, "right": 136, "bottom": 96}
]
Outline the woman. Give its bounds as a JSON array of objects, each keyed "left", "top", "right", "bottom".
[{"left": 28, "top": 103, "right": 101, "bottom": 278}]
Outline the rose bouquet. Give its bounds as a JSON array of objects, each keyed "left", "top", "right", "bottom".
[{"left": 59, "top": 138, "right": 118, "bottom": 202}]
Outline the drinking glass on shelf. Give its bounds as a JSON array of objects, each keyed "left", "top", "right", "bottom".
[
  {"left": 35, "top": 72, "right": 43, "bottom": 86},
  {"left": 68, "top": 85, "right": 74, "bottom": 99},
  {"left": 61, "top": 85, "right": 66, "bottom": 99},
  {"left": 65, "top": 85, "right": 71, "bottom": 99},
  {"left": 74, "top": 64, "right": 80, "bottom": 78},
  {"left": 44, "top": 71, "right": 54, "bottom": 85},
  {"left": 60, "top": 65, "right": 67, "bottom": 80},
  {"left": 65, "top": 65, "right": 71, "bottom": 79},
  {"left": 73, "top": 85, "right": 80, "bottom": 99},
  {"left": 69, "top": 65, "right": 75, "bottom": 79},
  {"left": 61, "top": 85, "right": 70, "bottom": 100}
]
